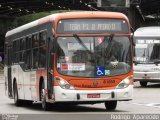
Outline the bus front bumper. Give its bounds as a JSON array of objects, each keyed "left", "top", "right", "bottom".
[{"left": 54, "top": 85, "right": 133, "bottom": 102}]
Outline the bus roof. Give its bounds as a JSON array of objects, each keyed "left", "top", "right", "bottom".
[
  {"left": 6, "top": 11, "right": 129, "bottom": 38},
  {"left": 134, "top": 26, "right": 160, "bottom": 37}
]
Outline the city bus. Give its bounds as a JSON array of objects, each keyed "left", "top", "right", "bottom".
[
  {"left": 4, "top": 11, "right": 133, "bottom": 111},
  {"left": 134, "top": 27, "right": 160, "bottom": 87}
]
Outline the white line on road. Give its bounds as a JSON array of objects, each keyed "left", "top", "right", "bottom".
[{"left": 132, "top": 102, "right": 160, "bottom": 108}]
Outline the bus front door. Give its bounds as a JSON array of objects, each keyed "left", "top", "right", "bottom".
[{"left": 47, "top": 37, "right": 54, "bottom": 99}]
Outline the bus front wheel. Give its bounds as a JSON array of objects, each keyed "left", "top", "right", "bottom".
[
  {"left": 140, "top": 81, "right": 147, "bottom": 87},
  {"left": 104, "top": 101, "right": 117, "bottom": 111},
  {"left": 13, "top": 81, "right": 22, "bottom": 106}
]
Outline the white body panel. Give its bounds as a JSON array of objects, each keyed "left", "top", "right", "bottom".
[
  {"left": 11, "top": 65, "right": 37, "bottom": 101},
  {"left": 134, "top": 64, "right": 160, "bottom": 81},
  {"left": 134, "top": 27, "right": 160, "bottom": 37},
  {"left": 30, "top": 72, "right": 37, "bottom": 101},
  {"left": 17, "top": 65, "right": 25, "bottom": 99},
  {"left": 54, "top": 85, "right": 133, "bottom": 102}
]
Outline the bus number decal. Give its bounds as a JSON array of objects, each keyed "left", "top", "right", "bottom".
[{"left": 107, "top": 79, "right": 115, "bottom": 84}]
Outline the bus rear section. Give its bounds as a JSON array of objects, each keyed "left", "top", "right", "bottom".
[
  {"left": 133, "top": 27, "right": 160, "bottom": 87},
  {"left": 4, "top": 11, "right": 133, "bottom": 111}
]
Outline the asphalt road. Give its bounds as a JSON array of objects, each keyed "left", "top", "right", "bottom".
[{"left": 1, "top": 74, "right": 160, "bottom": 120}]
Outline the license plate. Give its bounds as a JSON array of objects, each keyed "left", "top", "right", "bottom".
[
  {"left": 142, "top": 76, "right": 150, "bottom": 79},
  {"left": 142, "top": 74, "right": 150, "bottom": 79},
  {"left": 87, "top": 94, "right": 100, "bottom": 98}
]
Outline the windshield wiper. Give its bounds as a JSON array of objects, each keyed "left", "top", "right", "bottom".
[
  {"left": 73, "top": 34, "right": 92, "bottom": 54},
  {"left": 104, "top": 34, "right": 114, "bottom": 59},
  {"left": 142, "top": 49, "right": 146, "bottom": 57}
]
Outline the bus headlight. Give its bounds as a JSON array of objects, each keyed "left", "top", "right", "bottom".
[
  {"left": 55, "top": 77, "right": 75, "bottom": 90},
  {"left": 116, "top": 76, "right": 133, "bottom": 89}
]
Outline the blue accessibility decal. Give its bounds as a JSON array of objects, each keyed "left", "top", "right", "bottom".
[{"left": 96, "top": 66, "right": 105, "bottom": 76}]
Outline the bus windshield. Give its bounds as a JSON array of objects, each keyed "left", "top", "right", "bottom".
[
  {"left": 134, "top": 38, "right": 160, "bottom": 64},
  {"left": 56, "top": 36, "right": 131, "bottom": 77}
]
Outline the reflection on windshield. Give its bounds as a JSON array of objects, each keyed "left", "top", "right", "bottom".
[
  {"left": 134, "top": 39, "right": 160, "bottom": 63},
  {"left": 57, "top": 36, "right": 131, "bottom": 77}
]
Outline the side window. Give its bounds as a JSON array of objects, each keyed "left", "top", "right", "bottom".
[
  {"left": 33, "top": 48, "right": 39, "bottom": 69},
  {"left": 19, "top": 38, "right": 25, "bottom": 63},
  {"left": 16, "top": 40, "right": 20, "bottom": 63},
  {"left": 32, "top": 33, "right": 39, "bottom": 69},
  {"left": 25, "top": 50, "right": 31, "bottom": 70},
  {"left": 39, "top": 32, "right": 46, "bottom": 46},
  {"left": 25, "top": 36, "right": 32, "bottom": 70},
  {"left": 39, "top": 46, "right": 46, "bottom": 68},
  {"left": 13, "top": 41, "right": 17, "bottom": 52},
  {"left": 7, "top": 47, "right": 12, "bottom": 66},
  {"left": 39, "top": 31, "right": 47, "bottom": 68},
  {"left": 22, "top": 51, "right": 26, "bottom": 64},
  {"left": 19, "top": 52, "right": 22, "bottom": 62},
  {"left": 26, "top": 36, "right": 32, "bottom": 50},
  {"left": 20, "top": 38, "right": 25, "bottom": 51},
  {"left": 16, "top": 40, "right": 20, "bottom": 52},
  {"left": 32, "top": 34, "right": 39, "bottom": 48},
  {"left": 15, "top": 52, "right": 19, "bottom": 63},
  {"left": 13, "top": 40, "right": 20, "bottom": 63},
  {"left": 13, "top": 41, "right": 16, "bottom": 63}
]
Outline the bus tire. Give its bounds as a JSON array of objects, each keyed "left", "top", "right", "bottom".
[
  {"left": 13, "top": 81, "right": 22, "bottom": 106},
  {"left": 104, "top": 101, "right": 117, "bottom": 111},
  {"left": 140, "top": 81, "right": 147, "bottom": 87},
  {"left": 40, "top": 82, "right": 50, "bottom": 111}
]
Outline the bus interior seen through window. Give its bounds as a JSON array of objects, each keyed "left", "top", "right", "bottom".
[{"left": 11, "top": 31, "right": 47, "bottom": 70}]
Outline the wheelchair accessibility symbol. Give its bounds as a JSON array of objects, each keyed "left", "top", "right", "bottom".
[{"left": 96, "top": 66, "right": 105, "bottom": 76}]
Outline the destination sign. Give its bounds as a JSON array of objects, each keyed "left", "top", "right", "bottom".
[
  {"left": 57, "top": 19, "right": 129, "bottom": 34},
  {"left": 136, "top": 39, "right": 160, "bottom": 44}
]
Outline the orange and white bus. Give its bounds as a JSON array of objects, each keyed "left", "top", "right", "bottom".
[{"left": 4, "top": 11, "right": 133, "bottom": 111}]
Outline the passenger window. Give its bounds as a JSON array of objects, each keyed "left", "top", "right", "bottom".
[
  {"left": 39, "top": 31, "right": 46, "bottom": 46},
  {"left": 13, "top": 40, "right": 20, "bottom": 63},
  {"left": 19, "top": 52, "right": 23, "bottom": 62},
  {"left": 33, "top": 48, "right": 39, "bottom": 69},
  {"left": 15, "top": 53, "right": 19, "bottom": 63},
  {"left": 22, "top": 51, "right": 26, "bottom": 64},
  {"left": 26, "top": 36, "right": 32, "bottom": 49},
  {"left": 13, "top": 41, "right": 16, "bottom": 52},
  {"left": 25, "top": 50, "right": 31, "bottom": 70},
  {"left": 16, "top": 40, "right": 20, "bottom": 52},
  {"left": 39, "top": 45, "right": 46, "bottom": 68},
  {"left": 32, "top": 34, "right": 39, "bottom": 48},
  {"left": 20, "top": 38, "right": 25, "bottom": 50}
]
